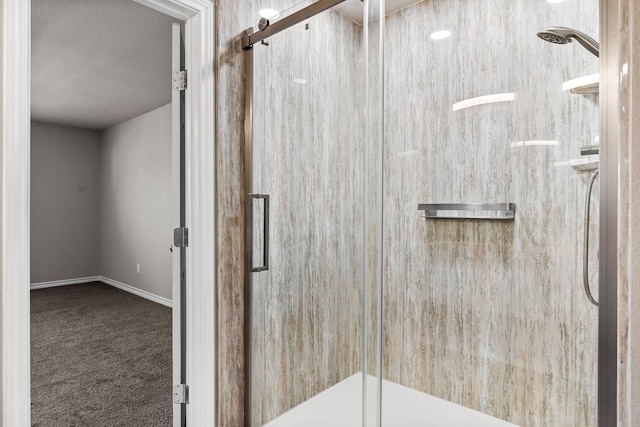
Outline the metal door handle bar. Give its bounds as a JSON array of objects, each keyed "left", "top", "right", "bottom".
[
  {"left": 418, "top": 203, "right": 516, "bottom": 220},
  {"left": 583, "top": 169, "right": 599, "bottom": 306},
  {"left": 248, "top": 194, "right": 269, "bottom": 272}
]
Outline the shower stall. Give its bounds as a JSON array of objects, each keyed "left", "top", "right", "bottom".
[{"left": 243, "top": 0, "right": 601, "bottom": 425}]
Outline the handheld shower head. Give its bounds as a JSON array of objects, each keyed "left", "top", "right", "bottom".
[{"left": 537, "top": 26, "right": 600, "bottom": 58}]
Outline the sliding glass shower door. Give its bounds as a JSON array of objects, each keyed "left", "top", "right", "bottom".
[{"left": 244, "top": 2, "right": 367, "bottom": 425}]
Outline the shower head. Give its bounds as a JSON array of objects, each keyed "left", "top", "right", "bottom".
[{"left": 537, "top": 26, "right": 600, "bottom": 58}]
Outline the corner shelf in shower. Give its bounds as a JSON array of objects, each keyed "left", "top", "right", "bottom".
[
  {"left": 563, "top": 73, "right": 599, "bottom": 95},
  {"left": 570, "top": 158, "right": 599, "bottom": 172},
  {"left": 418, "top": 203, "right": 516, "bottom": 221}
]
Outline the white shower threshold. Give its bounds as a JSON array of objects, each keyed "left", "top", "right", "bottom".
[{"left": 264, "top": 373, "right": 520, "bottom": 427}]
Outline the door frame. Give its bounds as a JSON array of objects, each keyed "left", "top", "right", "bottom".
[{"left": 2, "top": 0, "right": 216, "bottom": 425}]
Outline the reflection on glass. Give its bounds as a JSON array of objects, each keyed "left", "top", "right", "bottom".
[
  {"left": 511, "top": 140, "right": 559, "bottom": 148},
  {"left": 430, "top": 30, "right": 451, "bottom": 40},
  {"left": 259, "top": 8, "right": 280, "bottom": 19},
  {"left": 452, "top": 92, "right": 515, "bottom": 111}
]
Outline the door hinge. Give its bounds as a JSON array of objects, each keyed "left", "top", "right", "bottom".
[
  {"left": 173, "top": 70, "right": 187, "bottom": 91},
  {"left": 173, "top": 227, "right": 189, "bottom": 248},
  {"left": 174, "top": 384, "right": 189, "bottom": 404}
]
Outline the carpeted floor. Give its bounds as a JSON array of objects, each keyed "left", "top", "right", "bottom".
[{"left": 31, "top": 282, "right": 172, "bottom": 427}]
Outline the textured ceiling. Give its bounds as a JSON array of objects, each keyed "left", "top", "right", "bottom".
[{"left": 32, "top": 0, "right": 176, "bottom": 130}]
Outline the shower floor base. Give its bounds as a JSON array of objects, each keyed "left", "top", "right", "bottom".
[{"left": 264, "top": 373, "right": 519, "bottom": 427}]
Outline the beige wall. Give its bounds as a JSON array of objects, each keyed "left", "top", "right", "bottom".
[
  {"left": 618, "top": 1, "right": 640, "bottom": 425},
  {"left": 30, "top": 122, "right": 101, "bottom": 283},
  {"left": 100, "top": 104, "right": 172, "bottom": 300},
  {"left": 629, "top": 2, "right": 640, "bottom": 422},
  {"left": 381, "top": 1, "right": 598, "bottom": 425},
  {"left": 215, "top": 1, "right": 249, "bottom": 425}
]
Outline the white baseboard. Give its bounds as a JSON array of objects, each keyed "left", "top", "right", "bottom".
[
  {"left": 98, "top": 276, "right": 172, "bottom": 308},
  {"left": 30, "top": 276, "right": 101, "bottom": 290},
  {"left": 30, "top": 276, "right": 172, "bottom": 308}
]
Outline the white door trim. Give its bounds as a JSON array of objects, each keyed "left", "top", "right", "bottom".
[
  {"left": 2, "top": 0, "right": 216, "bottom": 426},
  {"left": 2, "top": 0, "right": 31, "bottom": 425}
]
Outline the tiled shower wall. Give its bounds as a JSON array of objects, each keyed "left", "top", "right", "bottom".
[{"left": 381, "top": 1, "right": 599, "bottom": 426}]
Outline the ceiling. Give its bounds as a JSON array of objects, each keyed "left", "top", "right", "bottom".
[{"left": 31, "top": 0, "right": 176, "bottom": 130}]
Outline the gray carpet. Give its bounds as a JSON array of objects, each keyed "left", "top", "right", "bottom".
[{"left": 31, "top": 282, "right": 172, "bottom": 427}]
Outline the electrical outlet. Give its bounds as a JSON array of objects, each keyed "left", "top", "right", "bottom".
[{"left": 136, "top": 263, "right": 141, "bottom": 274}]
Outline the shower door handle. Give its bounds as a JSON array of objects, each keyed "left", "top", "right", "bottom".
[
  {"left": 248, "top": 194, "right": 270, "bottom": 272},
  {"left": 583, "top": 170, "right": 598, "bottom": 306}
]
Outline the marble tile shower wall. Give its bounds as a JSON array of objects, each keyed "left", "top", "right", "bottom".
[
  {"left": 381, "top": 1, "right": 599, "bottom": 426},
  {"left": 249, "top": 8, "right": 364, "bottom": 426}
]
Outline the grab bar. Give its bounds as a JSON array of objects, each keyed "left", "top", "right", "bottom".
[
  {"left": 418, "top": 203, "right": 516, "bottom": 220},
  {"left": 583, "top": 169, "right": 599, "bottom": 307}
]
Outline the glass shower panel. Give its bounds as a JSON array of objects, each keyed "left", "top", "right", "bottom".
[
  {"left": 247, "top": 1, "right": 365, "bottom": 425},
  {"left": 380, "top": 1, "right": 599, "bottom": 426},
  {"left": 362, "top": 0, "right": 385, "bottom": 425}
]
